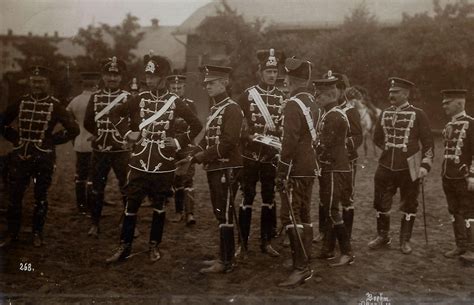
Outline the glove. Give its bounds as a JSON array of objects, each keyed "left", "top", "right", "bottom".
[
  {"left": 191, "top": 151, "right": 205, "bottom": 164},
  {"left": 418, "top": 167, "right": 428, "bottom": 179},
  {"left": 467, "top": 177, "right": 474, "bottom": 192}
]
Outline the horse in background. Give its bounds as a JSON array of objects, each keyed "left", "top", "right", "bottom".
[{"left": 351, "top": 85, "right": 381, "bottom": 158}]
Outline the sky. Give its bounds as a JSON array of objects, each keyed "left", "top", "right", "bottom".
[{"left": 0, "top": 0, "right": 212, "bottom": 37}]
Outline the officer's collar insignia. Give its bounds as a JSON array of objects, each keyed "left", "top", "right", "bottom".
[
  {"left": 34, "top": 66, "right": 40, "bottom": 75},
  {"left": 109, "top": 56, "right": 118, "bottom": 72},
  {"left": 145, "top": 60, "right": 156, "bottom": 73},
  {"left": 174, "top": 76, "right": 179, "bottom": 82},
  {"left": 266, "top": 48, "right": 277, "bottom": 67}
]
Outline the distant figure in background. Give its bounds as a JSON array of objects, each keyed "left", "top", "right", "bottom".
[
  {"left": 0, "top": 65, "right": 79, "bottom": 248},
  {"left": 67, "top": 72, "right": 100, "bottom": 215},
  {"left": 275, "top": 76, "right": 289, "bottom": 98},
  {"left": 167, "top": 74, "right": 198, "bottom": 226},
  {"left": 353, "top": 85, "right": 381, "bottom": 157},
  {"left": 129, "top": 77, "right": 140, "bottom": 98}
]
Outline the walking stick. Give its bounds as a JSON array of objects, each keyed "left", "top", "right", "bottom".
[{"left": 420, "top": 178, "right": 428, "bottom": 244}]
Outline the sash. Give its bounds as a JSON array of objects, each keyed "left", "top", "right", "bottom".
[
  {"left": 206, "top": 99, "right": 234, "bottom": 130},
  {"left": 290, "top": 97, "right": 317, "bottom": 142},
  {"left": 94, "top": 92, "right": 128, "bottom": 121},
  {"left": 248, "top": 87, "right": 275, "bottom": 131},
  {"left": 138, "top": 96, "right": 177, "bottom": 130}
]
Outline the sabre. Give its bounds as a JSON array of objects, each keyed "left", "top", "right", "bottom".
[
  {"left": 420, "top": 178, "right": 428, "bottom": 244},
  {"left": 225, "top": 169, "right": 246, "bottom": 256}
]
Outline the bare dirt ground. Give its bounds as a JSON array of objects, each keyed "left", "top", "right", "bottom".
[{"left": 1, "top": 136, "right": 474, "bottom": 305}]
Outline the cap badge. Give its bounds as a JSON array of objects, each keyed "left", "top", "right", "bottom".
[
  {"left": 266, "top": 48, "right": 277, "bottom": 67},
  {"left": 145, "top": 60, "right": 156, "bottom": 73},
  {"left": 109, "top": 56, "right": 118, "bottom": 72}
]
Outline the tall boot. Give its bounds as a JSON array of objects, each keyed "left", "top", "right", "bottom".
[
  {"left": 271, "top": 201, "right": 278, "bottom": 238},
  {"left": 278, "top": 225, "right": 313, "bottom": 288},
  {"left": 460, "top": 219, "right": 474, "bottom": 263},
  {"left": 238, "top": 204, "right": 252, "bottom": 252},
  {"left": 106, "top": 214, "right": 135, "bottom": 263},
  {"left": 260, "top": 204, "right": 279, "bottom": 257},
  {"left": 302, "top": 223, "right": 313, "bottom": 260},
  {"left": 368, "top": 212, "right": 391, "bottom": 249},
  {"left": 330, "top": 224, "right": 354, "bottom": 267},
  {"left": 149, "top": 211, "right": 166, "bottom": 262},
  {"left": 400, "top": 214, "right": 415, "bottom": 254},
  {"left": 313, "top": 204, "right": 325, "bottom": 243},
  {"left": 171, "top": 188, "right": 184, "bottom": 222},
  {"left": 32, "top": 200, "right": 48, "bottom": 247},
  {"left": 317, "top": 222, "right": 336, "bottom": 260},
  {"left": 444, "top": 214, "right": 467, "bottom": 258},
  {"left": 1, "top": 195, "right": 22, "bottom": 247},
  {"left": 343, "top": 207, "right": 354, "bottom": 240},
  {"left": 184, "top": 188, "right": 196, "bottom": 225},
  {"left": 75, "top": 180, "right": 87, "bottom": 214},
  {"left": 200, "top": 226, "right": 235, "bottom": 273}
]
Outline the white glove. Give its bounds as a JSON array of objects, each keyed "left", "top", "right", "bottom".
[
  {"left": 467, "top": 177, "right": 474, "bottom": 192},
  {"left": 418, "top": 167, "right": 428, "bottom": 179}
]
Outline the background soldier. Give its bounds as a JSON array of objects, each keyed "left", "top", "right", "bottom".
[
  {"left": 67, "top": 72, "right": 100, "bottom": 215},
  {"left": 275, "top": 77, "right": 290, "bottom": 98},
  {"left": 439, "top": 89, "right": 474, "bottom": 262},
  {"left": 369, "top": 77, "right": 434, "bottom": 254},
  {"left": 182, "top": 65, "right": 243, "bottom": 274},
  {"left": 0, "top": 65, "right": 79, "bottom": 247},
  {"left": 105, "top": 55, "right": 202, "bottom": 263},
  {"left": 314, "top": 76, "right": 354, "bottom": 267},
  {"left": 276, "top": 57, "right": 318, "bottom": 287},
  {"left": 236, "top": 48, "right": 285, "bottom": 257},
  {"left": 167, "top": 74, "right": 198, "bottom": 226},
  {"left": 84, "top": 56, "right": 131, "bottom": 237}
]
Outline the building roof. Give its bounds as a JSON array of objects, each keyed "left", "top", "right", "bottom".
[{"left": 175, "top": 0, "right": 455, "bottom": 34}]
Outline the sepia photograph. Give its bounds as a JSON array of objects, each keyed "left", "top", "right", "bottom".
[{"left": 1, "top": 0, "right": 474, "bottom": 304}]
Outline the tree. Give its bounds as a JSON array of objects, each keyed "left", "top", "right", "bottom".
[{"left": 73, "top": 25, "right": 112, "bottom": 72}]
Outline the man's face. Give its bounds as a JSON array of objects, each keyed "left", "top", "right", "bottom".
[
  {"left": 205, "top": 79, "right": 227, "bottom": 97},
  {"left": 145, "top": 74, "right": 161, "bottom": 90},
  {"left": 29, "top": 76, "right": 49, "bottom": 95},
  {"left": 389, "top": 89, "right": 408, "bottom": 106},
  {"left": 169, "top": 83, "right": 185, "bottom": 97},
  {"left": 442, "top": 99, "right": 463, "bottom": 117},
  {"left": 260, "top": 68, "right": 278, "bottom": 86},
  {"left": 102, "top": 72, "right": 122, "bottom": 90},
  {"left": 315, "top": 90, "right": 334, "bottom": 107}
]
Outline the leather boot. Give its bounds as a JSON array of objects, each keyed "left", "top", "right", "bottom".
[
  {"left": 400, "top": 214, "right": 415, "bottom": 254},
  {"left": 184, "top": 188, "right": 196, "bottom": 226},
  {"left": 149, "top": 241, "right": 162, "bottom": 262},
  {"left": 220, "top": 226, "right": 235, "bottom": 273},
  {"left": 444, "top": 214, "right": 467, "bottom": 258},
  {"left": 343, "top": 208, "right": 354, "bottom": 240},
  {"left": 150, "top": 211, "right": 165, "bottom": 246},
  {"left": 302, "top": 223, "right": 313, "bottom": 260},
  {"left": 106, "top": 241, "right": 132, "bottom": 264},
  {"left": 75, "top": 180, "right": 87, "bottom": 214},
  {"left": 238, "top": 205, "right": 252, "bottom": 253},
  {"left": 174, "top": 188, "right": 185, "bottom": 216},
  {"left": 32, "top": 200, "right": 48, "bottom": 238},
  {"left": 316, "top": 223, "right": 336, "bottom": 260},
  {"left": 368, "top": 212, "right": 391, "bottom": 249},
  {"left": 330, "top": 224, "right": 354, "bottom": 267},
  {"left": 460, "top": 219, "right": 474, "bottom": 263},
  {"left": 313, "top": 204, "right": 325, "bottom": 243},
  {"left": 260, "top": 204, "right": 279, "bottom": 257},
  {"left": 32, "top": 232, "right": 43, "bottom": 247},
  {"left": 278, "top": 225, "right": 313, "bottom": 288}
]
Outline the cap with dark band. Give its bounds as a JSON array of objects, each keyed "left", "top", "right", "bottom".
[
  {"left": 285, "top": 57, "right": 312, "bottom": 81},
  {"left": 389, "top": 77, "right": 414, "bottom": 91},
  {"left": 28, "top": 65, "right": 53, "bottom": 78},
  {"left": 323, "top": 70, "right": 350, "bottom": 90},
  {"left": 441, "top": 89, "right": 467, "bottom": 100},
  {"left": 257, "top": 48, "right": 284, "bottom": 71},
  {"left": 166, "top": 74, "right": 186, "bottom": 84},
  {"left": 200, "top": 65, "right": 232, "bottom": 83},
  {"left": 101, "top": 56, "right": 126, "bottom": 74}
]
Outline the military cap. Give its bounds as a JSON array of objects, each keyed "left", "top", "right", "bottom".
[
  {"left": 129, "top": 77, "right": 139, "bottom": 91},
  {"left": 441, "top": 89, "right": 467, "bottom": 100},
  {"left": 284, "top": 57, "right": 312, "bottom": 81},
  {"left": 166, "top": 74, "right": 186, "bottom": 84},
  {"left": 28, "top": 65, "right": 53, "bottom": 78},
  {"left": 312, "top": 77, "right": 339, "bottom": 90},
  {"left": 257, "top": 48, "right": 284, "bottom": 71},
  {"left": 101, "top": 56, "right": 126, "bottom": 74},
  {"left": 200, "top": 65, "right": 232, "bottom": 83},
  {"left": 80, "top": 72, "right": 100, "bottom": 81},
  {"left": 143, "top": 52, "right": 171, "bottom": 77},
  {"left": 323, "top": 70, "right": 350, "bottom": 90},
  {"left": 389, "top": 77, "right": 414, "bottom": 91}
]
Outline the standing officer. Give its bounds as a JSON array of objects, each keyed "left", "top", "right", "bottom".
[
  {"left": 276, "top": 57, "right": 319, "bottom": 288},
  {"left": 236, "top": 48, "right": 285, "bottom": 257},
  {"left": 439, "top": 89, "right": 474, "bottom": 262},
  {"left": 67, "top": 72, "right": 100, "bottom": 214},
  {"left": 84, "top": 57, "right": 131, "bottom": 237},
  {"left": 178, "top": 65, "right": 243, "bottom": 273},
  {"left": 105, "top": 54, "right": 202, "bottom": 263},
  {"left": 166, "top": 74, "right": 198, "bottom": 225},
  {"left": 313, "top": 76, "right": 354, "bottom": 267},
  {"left": 0, "top": 65, "right": 79, "bottom": 247},
  {"left": 368, "top": 77, "right": 434, "bottom": 254}
]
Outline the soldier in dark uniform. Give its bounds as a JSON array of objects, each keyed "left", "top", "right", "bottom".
[
  {"left": 105, "top": 55, "right": 202, "bottom": 263},
  {"left": 84, "top": 57, "right": 131, "bottom": 237},
  {"left": 313, "top": 76, "right": 354, "bottom": 267},
  {"left": 178, "top": 65, "right": 243, "bottom": 273},
  {"left": 0, "top": 65, "right": 79, "bottom": 247},
  {"left": 368, "top": 77, "right": 434, "bottom": 254},
  {"left": 439, "top": 89, "right": 474, "bottom": 262},
  {"left": 315, "top": 71, "right": 362, "bottom": 243},
  {"left": 236, "top": 48, "right": 285, "bottom": 257},
  {"left": 167, "top": 74, "right": 198, "bottom": 225},
  {"left": 275, "top": 77, "right": 289, "bottom": 99},
  {"left": 67, "top": 72, "right": 100, "bottom": 215},
  {"left": 276, "top": 57, "right": 319, "bottom": 287}
]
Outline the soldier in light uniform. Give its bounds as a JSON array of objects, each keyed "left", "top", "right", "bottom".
[
  {"left": 276, "top": 57, "right": 319, "bottom": 287},
  {"left": 368, "top": 77, "right": 434, "bottom": 254},
  {"left": 84, "top": 57, "right": 131, "bottom": 237},
  {"left": 439, "top": 89, "right": 474, "bottom": 262},
  {"left": 105, "top": 55, "right": 202, "bottom": 263},
  {"left": 0, "top": 65, "right": 79, "bottom": 247},
  {"left": 167, "top": 74, "right": 198, "bottom": 225},
  {"left": 313, "top": 76, "right": 354, "bottom": 267},
  {"left": 179, "top": 65, "right": 243, "bottom": 273},
  {"left": 67, "top": 72, "right": 100, "bottom": 215},
  {"left": 236, "top": 48, "right": 285, "bottom": 257}
]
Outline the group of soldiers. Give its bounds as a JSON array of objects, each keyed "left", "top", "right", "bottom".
[{"left": 1, "top": 47, "right": 474, "bottom": 288}]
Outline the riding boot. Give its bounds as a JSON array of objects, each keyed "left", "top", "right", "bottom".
[
  {"left": 238, "top": 205, "right": 252, "bottom": 252},
  {"left": 460, "top": 219, "right": 474, "bottom": 263},
  {"left": 184, "top": 188, "right": 196, "bottom": 225},
  {"left": 444, "top": 214, "right": 467, "bottom": 258},
  {"left": 313, "top": 204, "right": 325, "bottom": 243},
  {"left": 343, "top": 207, "right": 354, "bottom": 240},
  {"left": 368, "top": 212, "right": 391, "bottom": 249},
  {"left": 330, "top": 224, "right": 354, "bottom": 267},
  {"left": 400, "top": 214, "right": 415, "bottom": 254}
]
